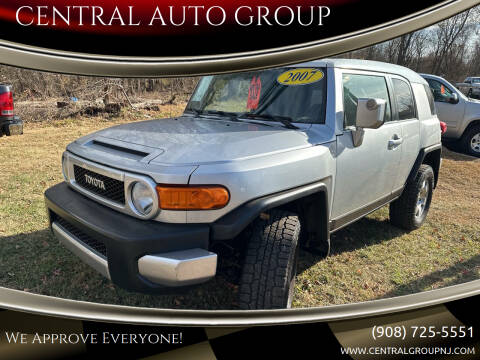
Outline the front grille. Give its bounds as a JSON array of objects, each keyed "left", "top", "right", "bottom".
[
  {"left": 73, "top": 165, "right": 125, "bottom": 204},
  {"left": 53, "top": 213, "right": 107, "bottom": 257}
]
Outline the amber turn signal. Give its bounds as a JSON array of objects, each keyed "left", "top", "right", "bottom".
[{"left": 156, "top": 185, "right": 230, "bottom": 210}]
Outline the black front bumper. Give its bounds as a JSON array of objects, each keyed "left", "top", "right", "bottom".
[{"left": 45, "top": 182, "right": 210, "bottom": 293}]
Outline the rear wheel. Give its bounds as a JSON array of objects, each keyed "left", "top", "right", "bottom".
[
  {"left": 390, "top": 164, "right": 434, "bottom": 231},
  {"left": 460, "top": 124, "right": 480, "bottom": 157},
  {"left": 238, "top": 209, "right": 300, "bottom": 310}
]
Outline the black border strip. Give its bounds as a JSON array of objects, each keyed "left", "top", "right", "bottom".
[{"left": 0, "top": 0, "right": 479, "bottom": 328}]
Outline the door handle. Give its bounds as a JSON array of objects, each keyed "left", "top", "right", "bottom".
[{"left": 388, "top": 135, "right": 403, "bottom": 149}]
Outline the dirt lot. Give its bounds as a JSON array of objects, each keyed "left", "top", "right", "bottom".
[{"left": 0, "top": 106, "right": 479, "bottom": 309}]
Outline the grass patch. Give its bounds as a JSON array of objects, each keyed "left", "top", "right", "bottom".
[{"left": 1, "top": 108, "right": 479, "bottom": 309}]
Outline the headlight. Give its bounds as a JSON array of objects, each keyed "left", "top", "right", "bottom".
[
  {"left": 131, "top": 182, "right": 154, "bottom": 216},
  {"left": 156, "top": 185, "right": 229, "bottom": 210},
  {"left": 61, "top": 154, "right": 68, "bottom": 181}
]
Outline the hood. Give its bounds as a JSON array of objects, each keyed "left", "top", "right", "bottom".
[
  {"left": 467, "top": 97, "right": 480, "bottom": 105},
  {"left": 73, "top": 116, "right": 319, "bottom": 166}
]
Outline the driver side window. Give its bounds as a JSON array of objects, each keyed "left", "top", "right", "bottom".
[
  {"left": 342, "top": 73, "right": 392, "bottom": 128},
  {"left": 426, "top": 78, "right": 454, "bottom": 103}
]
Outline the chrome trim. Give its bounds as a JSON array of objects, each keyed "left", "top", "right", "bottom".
[
  {"left": 65, "top": 152, "right": 160, "bottom": 220},
  {"left": 61, "top": 153, "right": 68, "bottom": 181},
  {"left": 138, "top": 249, "right": 217, "bottom": 287},
  {"left": 0, "top": 1, "right": 475, "bottom": 76},
  {"left": 0, "top": 280, "right": 479, "bottom": 326},
  {"left": 52, "top": 222, "right": 111, "bottom": 280}
]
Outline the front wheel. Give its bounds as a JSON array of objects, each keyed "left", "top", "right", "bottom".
[
  {"left": 460, "top": 124, "right": 480, "bottom": 157},
  {"left": 237, "top": 209, "right": 300, "bottom": 310},
  {"left": 390, "top": 164, "right": 434, "bottom": 231}
]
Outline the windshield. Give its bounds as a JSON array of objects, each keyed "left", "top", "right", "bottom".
[{"left": 185, "top": 67, "right": 327, "bottom": 124}]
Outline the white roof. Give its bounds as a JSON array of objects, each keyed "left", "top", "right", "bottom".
[{"left": 289, "top": 58, "right": 427, "bottom": 84}]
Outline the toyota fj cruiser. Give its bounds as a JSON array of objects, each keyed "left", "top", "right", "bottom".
[{"left": 45, "top": 59, "right": 442, "bottom": 309}]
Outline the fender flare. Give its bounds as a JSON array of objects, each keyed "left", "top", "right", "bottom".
[
  {"left": 210, "top": 181, "right": 329, "bottom": 241},
  {"left": 407, "top": 143, "right": 442, "bottom": 188},
  {"left": 460, "top": 118, "right": 480, "bottom": 139}
]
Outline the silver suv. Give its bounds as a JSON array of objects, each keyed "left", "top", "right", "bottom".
[
  {"left": 456, "top": 77, "right": 480, "bottom": 99},
  {"left": 45, "top": 59, "right": 442, "bottom": 309},
  {"left": 422, "top": 73, "right": 480, "bottom": 157}
]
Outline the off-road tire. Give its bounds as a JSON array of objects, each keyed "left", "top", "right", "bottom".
[
  {"left": 460, "top": 124, "right": 480, "bottom": 157},
  {"left": 389, "top": 164, "right": 434, "bottom": 231},
  {"left": 238, "top": 210, "right": 300, "bottom": 310},
  {"left": 4, "top": 125, "right": 23, "bottom": 136}
]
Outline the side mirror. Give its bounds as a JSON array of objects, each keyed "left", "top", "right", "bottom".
[
  {"left": 351, "top": 98, "right": 386, "bottom": 147},
  {"left": 356, "top": 98, "right": 386, "bottom": 129},
  {"left": 449, "top": 93, "right": 459, "bottom": 104}
]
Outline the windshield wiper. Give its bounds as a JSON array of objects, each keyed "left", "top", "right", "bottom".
[
  {"left": 205, "top": 110, "right": 277, "bottom": 128},
  {"left": 185, "top": 108, "right": 203, "bottom": 116},
  {"left": 239, "top": 113, "right": 299, "bottom": 129},
  {"left": 186, "top": 109, "right": 235, "bottom": 119},
  {"left": 187, "top": 109, "right": 294, "bottom": 129},
  {"left": 204, "top": 110, "right": 240, "bottom": 120}
]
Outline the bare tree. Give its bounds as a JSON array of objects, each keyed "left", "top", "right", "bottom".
[
  {"left": 1, "top": 5, "right": 480, "bottom": 104},
  {"left": 338, "top": 5, "right": 480, "bottom": 83},
  {"left": 429, "top": 9, "right": 474, "bottom": 75},
  {"left": 467, "top": 40, "right": 480, "bottom": 75}
]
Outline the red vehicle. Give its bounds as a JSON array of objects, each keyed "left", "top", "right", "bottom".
[
  {"left": 0, "top": 85, "right": 22, "bottom": 136},
  {"left": 440, "top": 121, "right": 447, "bottom": 135}
]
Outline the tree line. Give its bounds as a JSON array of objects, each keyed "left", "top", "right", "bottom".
[
  {"left": 340, "top": 7, "right": 480, "bottom": 83},
  {"left": 0, "top": 6, "right": 478, "bottom": 101}
]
